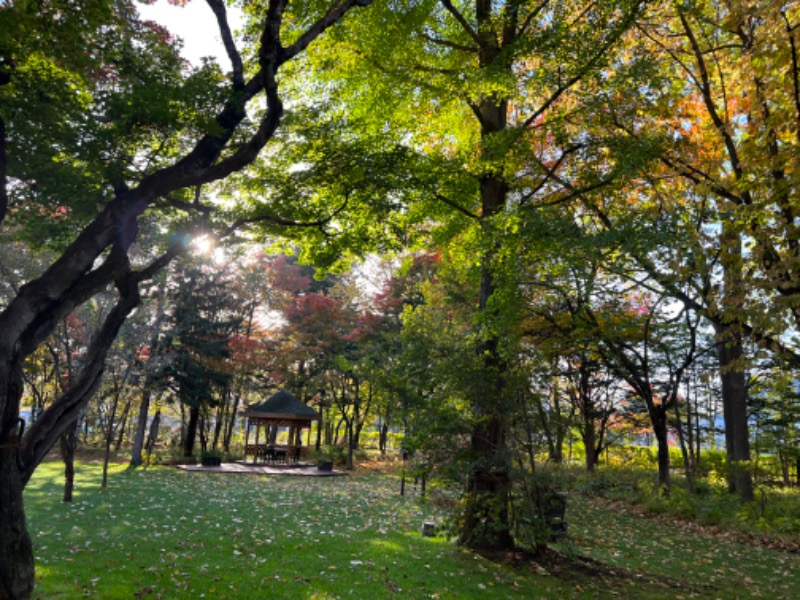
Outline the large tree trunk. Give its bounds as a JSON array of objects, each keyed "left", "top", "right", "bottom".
[
  {"left": 714, "top": 218, "right": 754, "bottom": 501},
  {"left": 460, "top": 400, "right": 514, "bottom": 550},
  {"left": 315, "top": 410, "right": 323, "bottom": 452},
  {"left": 534, "top": 381, "right": 563, "bottom": 464},
  {"left": 715, "top": 324, "right": 754, "bottom": 501},
  {"left": 0, "top": 362, "right": 34, "bottom": 600},
  {"left": 796, "top": 455, "right": 800, "bottom": 488},
  {"left": 0, "top": 267, "right": 145, "bottom": 599},
  {"left": 379, "top": 421, "right": 388, "bottom": 456},
  {"left": 0, "top": 451, "right": 34, "bottom": 600},
  {"left": 346, "top": 418, "right": 355, "bottom": 470},
  {"left": 458, "top": 4, "right": 516, "bottom": 547},
  {"left": 459, "top": 182, "right": 515, "bottom": 549}
]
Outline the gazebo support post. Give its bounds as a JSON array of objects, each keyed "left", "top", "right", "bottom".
[
  {"left": 244, "top": 420, "right": 251, "bottom": 463},
  {"left": 254, "top": 423, "right": 261, "bottom": 464},
  {"left": 288, "top": 424, "right": 296, "bottom": 463}
]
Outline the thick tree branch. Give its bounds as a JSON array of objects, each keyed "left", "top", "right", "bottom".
[
  {"left": 658, "top": 154, "right": 745, "bottom": 205},
  {"left": 206, "top": 0, "right": 245, "bottom": 90},
  {"left": 18, "top": 245, "right": 185, "bottom": 482},
  {"left": 526, "top": 150, "right": 616, "bottom": 208}
]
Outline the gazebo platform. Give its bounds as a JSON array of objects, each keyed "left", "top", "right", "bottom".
[{"left": 175, "top": 462, "right": 347, "bottom": 477}]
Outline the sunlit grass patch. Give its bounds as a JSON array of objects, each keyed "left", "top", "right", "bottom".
[
  {"left": 27, "top": 462, "right": 586, "bottom": 599},
  {"left": 26, "top": 461, "right": 800, "bottom": 599},
  {"left": 562, "top": 493, "right": 800, "bottom": 599}
]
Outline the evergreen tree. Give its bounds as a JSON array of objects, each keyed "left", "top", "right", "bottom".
[{"left": 158, "top": 258, "right": 240, "bottom": 457}]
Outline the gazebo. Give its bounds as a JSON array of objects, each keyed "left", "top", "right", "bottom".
[{"left": 243, "top": 389, "right": 320, "bottom": 464}]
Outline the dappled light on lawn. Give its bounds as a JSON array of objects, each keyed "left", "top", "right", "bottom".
[
  {"left": 25, "top": 461, "right": 800, "bottom": 599},
  {"left": 29, "top": 462, "right": 574, "bottom": 599}
]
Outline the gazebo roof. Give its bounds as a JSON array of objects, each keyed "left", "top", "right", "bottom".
[{"left": 244, "top": 389, "right": 320, "bottom": 422}]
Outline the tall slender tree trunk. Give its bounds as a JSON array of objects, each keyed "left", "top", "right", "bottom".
[
  {"left": 651, "top": 408, "right": 671, "bottom": 490},
  {"left": 533, "top": 391, "right": 557, "bottom": 461},
  {"left": 685, "top": 389, "right": 696, "bottom": 470},
  {"left": 183, "top": 405, "right": 200, "bottom": 457},
  {"left": 715, "top": 221, "right": 754, "bottom": 501},
  {"left": 715, "top": 324, "right": 754, "bottom": 501},
  {"left": 673, "top": 401, "right": 696, "bottom": 494},
  {"left": 223, "top": 392, "right": 240, "bottom": 453},
  {"left": 583, "top": 419, "right": 599, "bottom": 472},
  {"left": 60, "top": 432, "right": 76, "bottom": 503},
  {"left": 346, "top": 417, "right": 355, "bottom": 470},
  {"left": 315, "top": 410, "right": 323, "bottom": 452},
  {"left": 778, "top": 449, "right": 790, "bottom": 487},
  {"left": 130, "top": 388, "right": 152, "bottom": 467},
  {"left": 102, "top": 388, "right": 122, "bottom": 491},
  {"left": 114, "top": 398, "right": 131, "bottom": 452},
  {"left": 59, "top": 408, "right": 84, "bottom": 502},
  {"left": 379, "top": 421, "right": 388, "bottom": 456},
  {"left": 795, "top": 456, "right": 800, "bottom": 487},
  {"left": 144, "top": 410, "right": 161, "bottom": 463}
]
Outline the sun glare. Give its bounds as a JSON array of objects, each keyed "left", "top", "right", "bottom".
[{"left": 191, "top": 235, "right": 214, "bottom": 255}]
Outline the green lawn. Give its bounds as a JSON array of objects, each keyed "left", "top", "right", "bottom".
[
  {"left": 24, "top": 461, "right": 800, "bottom": 599},
  {"left": 562, "top": 494, "right": 800, "bottom": 599}
]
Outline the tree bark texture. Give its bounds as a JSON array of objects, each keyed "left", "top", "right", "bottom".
[
  {"left": 715, "top": 324, "right": 754, "bottom": 501},
  {"left": 583, "top": 420, "right": 599, "bottom": 473},
  {"left": 0, "top": 450, "right": 34, "bottom": 600},
  {"left": 458, "top": 0, "right": 517, "bottom": 550},
  {"left": 713, "top": 217, "right": 755, "bottom": 500}
]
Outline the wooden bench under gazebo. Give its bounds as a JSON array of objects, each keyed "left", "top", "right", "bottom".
[{"left": 242, "top": 389, "right": 320, "bottom": 465}]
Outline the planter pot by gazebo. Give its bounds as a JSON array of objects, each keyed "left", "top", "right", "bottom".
[
  {"left": 317, "top": 460, "right": 333, "bottom": 472},
  {"left": 201, "top": 450, "right": 223, "bottom": 466}
]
